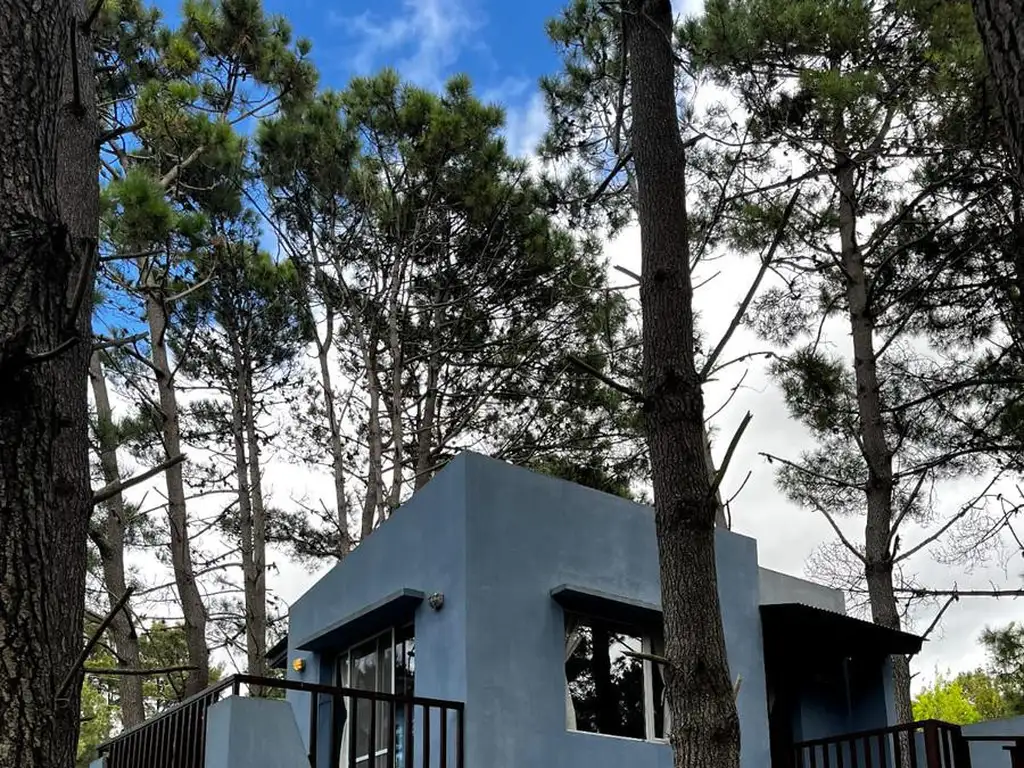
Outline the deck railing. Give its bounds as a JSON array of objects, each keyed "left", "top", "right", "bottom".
[
  {"left": 95, "top": 674, "right": 465, "bottom": 768},
  {"left": 793, "top": 719, "right": 972, "bottom": 768}
]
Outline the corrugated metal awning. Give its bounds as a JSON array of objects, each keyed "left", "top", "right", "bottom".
[{"left": 760, "top": 603, "right": 923, "bottom": 660}]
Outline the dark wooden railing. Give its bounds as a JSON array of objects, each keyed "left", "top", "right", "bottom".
[
  {"left": 96, "top": 674, "right": 465, "bottom": 768},
  {"left": 793, "top": 719, "right": 972, "bottom": 768}
]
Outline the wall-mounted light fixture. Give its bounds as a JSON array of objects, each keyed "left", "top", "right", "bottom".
[
  {"left": 428, "top": 592, "right": 445, "bottom": 611},
  {"left": 292, "top": 657, "right": 306, "bottom": 673}
]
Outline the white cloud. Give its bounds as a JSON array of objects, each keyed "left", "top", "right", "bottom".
[
  {"left": 332, "top": 0, "right": 484, "bottom": 89},
  {"left": 603, "top": 225, "right": 1024, "bottom": 687},
  {"left": 502, "top": 90, "right": 549, "bottom": 162}
]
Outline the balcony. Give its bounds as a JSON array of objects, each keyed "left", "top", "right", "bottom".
[
  {"left": 95, "top": 674, "right": 465, "bottom": 768},
  {"left": 792, "top": 719, "right": 1024, "bottom": 768}
]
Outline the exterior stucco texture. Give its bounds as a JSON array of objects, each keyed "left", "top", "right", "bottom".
[{"left": 286, "top": 452, "right": 830, "bottom": 768}]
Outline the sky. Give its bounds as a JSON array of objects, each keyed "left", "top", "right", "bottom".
[{"left": 139, "top": 0, "right": 1024, "bottom": 685}]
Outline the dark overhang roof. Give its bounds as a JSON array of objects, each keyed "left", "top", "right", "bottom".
[
  {"left": 550, "top": 584, "right": 662, "bottom": 630},
  {"left": 294, "top": 588, "right": 425, "bottom": 653},
  {"left": 760, "top": 603, "right": 923, "bottom": 660},
  {"left": 266, "top": 635, "right": 288, "bottom": 669}
]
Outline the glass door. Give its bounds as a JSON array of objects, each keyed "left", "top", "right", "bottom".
[{"left": 336, "top": 626, "right": 414, "bottom": 768}]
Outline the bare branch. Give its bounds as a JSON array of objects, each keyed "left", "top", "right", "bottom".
[
  {"left": 809, "top": 497, "right": 867, "bottom": 563},
  {"left": 92, "top": 454, "right": 186, "bottom": 507},
  {"left": 700, "top": 190, "right": 799, "bottom": 382},
  {"left": 566, "top": 353, "right": 645, "bottom": 402},
  {"left": 57, "top": 587, "right": 135, "bottom": 701},
  {"left": 613, "top": 264, "right": 641, "bottom": 282},
  {"left": 97, "top": 122, "right": 143, "bottom": 147},
  {"left": 84, "top": 665, "right": 197, "bottom": 677},
  {"left": 893, "top": 475, "right": 1000, "bottom": 564},
  {"left": 915, "top": 595, "right": 958, "bottom": 648},
  {"left": 708, "top": 411, "right": 752, "bottom": 500}
]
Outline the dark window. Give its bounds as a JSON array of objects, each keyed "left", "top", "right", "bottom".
[{"left": 565, "top": 613, "right": 667, "bottom": 741}]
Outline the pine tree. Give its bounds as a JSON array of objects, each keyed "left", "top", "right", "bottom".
[
  {"left": 95, "top": 0, "right": 315, "bottom": 696},
  {"left": 172, "top": 219, "right": 302, "bottom": 687},
  {"left": 258, "top": 71, "right": 645, "bottom": 547},
  {"left": 684, "top": 0, "right": 1021, "bottom": 722}
]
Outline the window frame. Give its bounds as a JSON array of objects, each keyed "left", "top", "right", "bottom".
[{"left": 563, "top": 611, "right": 668, "bottom": 744}]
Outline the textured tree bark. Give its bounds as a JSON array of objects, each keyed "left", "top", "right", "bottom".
[
  {"left": 972, "top": 0, "right": 1024, "bottom": 182},
  {"left": 836, "top": 157, "right": 913, "bottom": 724},
  {"left": 88, "top": 352, "right": 146, "bottom": 727},
  {"left": 0, "top": 0, "right": 97, "bottom": 764},
  {"left": 625, "top": 1, "right": 741, "bottom": 766},
  {"left": 143, "top": 287, "right": 210, "bottom": 696}
]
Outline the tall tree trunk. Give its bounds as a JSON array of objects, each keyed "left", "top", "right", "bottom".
[
  {"left": 88, "top": 352, "right": 145, "bottom": 727},
  {"left": 972, "top": 0, "right": 1024, "bottom": 183},
  {"left": 385, "top": 254, "right": 407, "bottom": 512},
  {"left": 228, "top": 378, "right": 260, "bottom": 684},
  {"left": 143, "top": 285, "right": 210, "bottom": 696},
  {"left": 242, "top": 365, "right": 268, "bottom": 683},
  {"left": 835, "top": 156, "right": 912, "bottom": 724},
  {"left": 414, "top": 341, "right": 441, "bottom": 491},
  {"left": 0, "top": 1, "right": 97, "bottom": 764},
  {"left": 314, "top": 311, "right": 353, "bottom": 558},
  {"left": 362, "top": 349, "right": 384, "bottom": 538},
  {"left": 625, "top": 2, "right": 741, "bottom": 766}
]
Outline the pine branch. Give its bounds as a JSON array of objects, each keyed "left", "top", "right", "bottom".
[
  {"left": 85, "top": 665, "right": 197, "bottom": 677},
  {"left": 708, "top": 411, "right": 752, "bottom": 500},
  {"left": 566, "top": 353, "right": 644, "bottom": 402},
  {"left": 97, "top": 122, "right": 143, "bottom": 147},
  {"left": 915, "top": 595, "right": 958, "bottom": 647},
  {"left": 759, "top": 451, "right": 861, "bottom": 489},
  {"left": 82, "top": 0, "right": 105, "bottom": 32},
  {"left": 57, "top": 587, "right": 135, "bottom": 701},
  {"left": 700, "top": 190, "right": 799, "bottom": 382},
  {"left": 92, "top": 454, "right": 186, "bottom": 507},
  {"left": 809, "top": 497, "right": 867, "bottom": 564}
]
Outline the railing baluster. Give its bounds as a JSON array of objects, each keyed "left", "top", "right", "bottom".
[
  {"left": 348, "top": 693, "right": 358, "bottom": 768},
  {"left": 924, "top": 722, "right": 942, "bottom": 768},
  {"left": 369, "top": 692, "right": 378, "bottom": 768},
  {"left": 309, "top": 690, "right": 319, "bottom": 768},
  {"left": 908, "top": 726, "right": 919, "bottom": 768},
  {"left": 388, "top": 698, "right": 396, "bottom": 768},
  {"left": 405, "top": 696, "right": 414, "bottom": 768},
  {"left": 93, "top": 675, "right": 465, "bottom": 768},
  {"left": 863, "top": 736, "right": 874, "bottom": 768},
  {"left": 422, "top": 704, "right": 431, "bottom": 768},
  {"left": 440, "top": 705, "right": 448, "bottom": 768},
  {"left": 456, "top": 706, "right": 464, "bottom": 768},
  {"left": 940, "top": 726, "right": 953, "bottom": 768}
]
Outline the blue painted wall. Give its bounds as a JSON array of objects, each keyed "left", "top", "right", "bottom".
[
  {"left": 286, "top": 457, "right": 469, "bottom": 761},
  {"left": 204, "top": 696, "right": 309, "bottom": 768},
  {"left": 461, "top": 453, "right": 769, "bottom": 768},
  {"left": 962, "top": 715, "right": 1024, "bottom": 767},
  {"left": 282, "top": 452, "right": 889, "bottom": 768}
]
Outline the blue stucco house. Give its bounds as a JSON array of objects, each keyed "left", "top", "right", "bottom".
[{"left": 277, "top": 451, "right": 923, "bottom": 768}]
